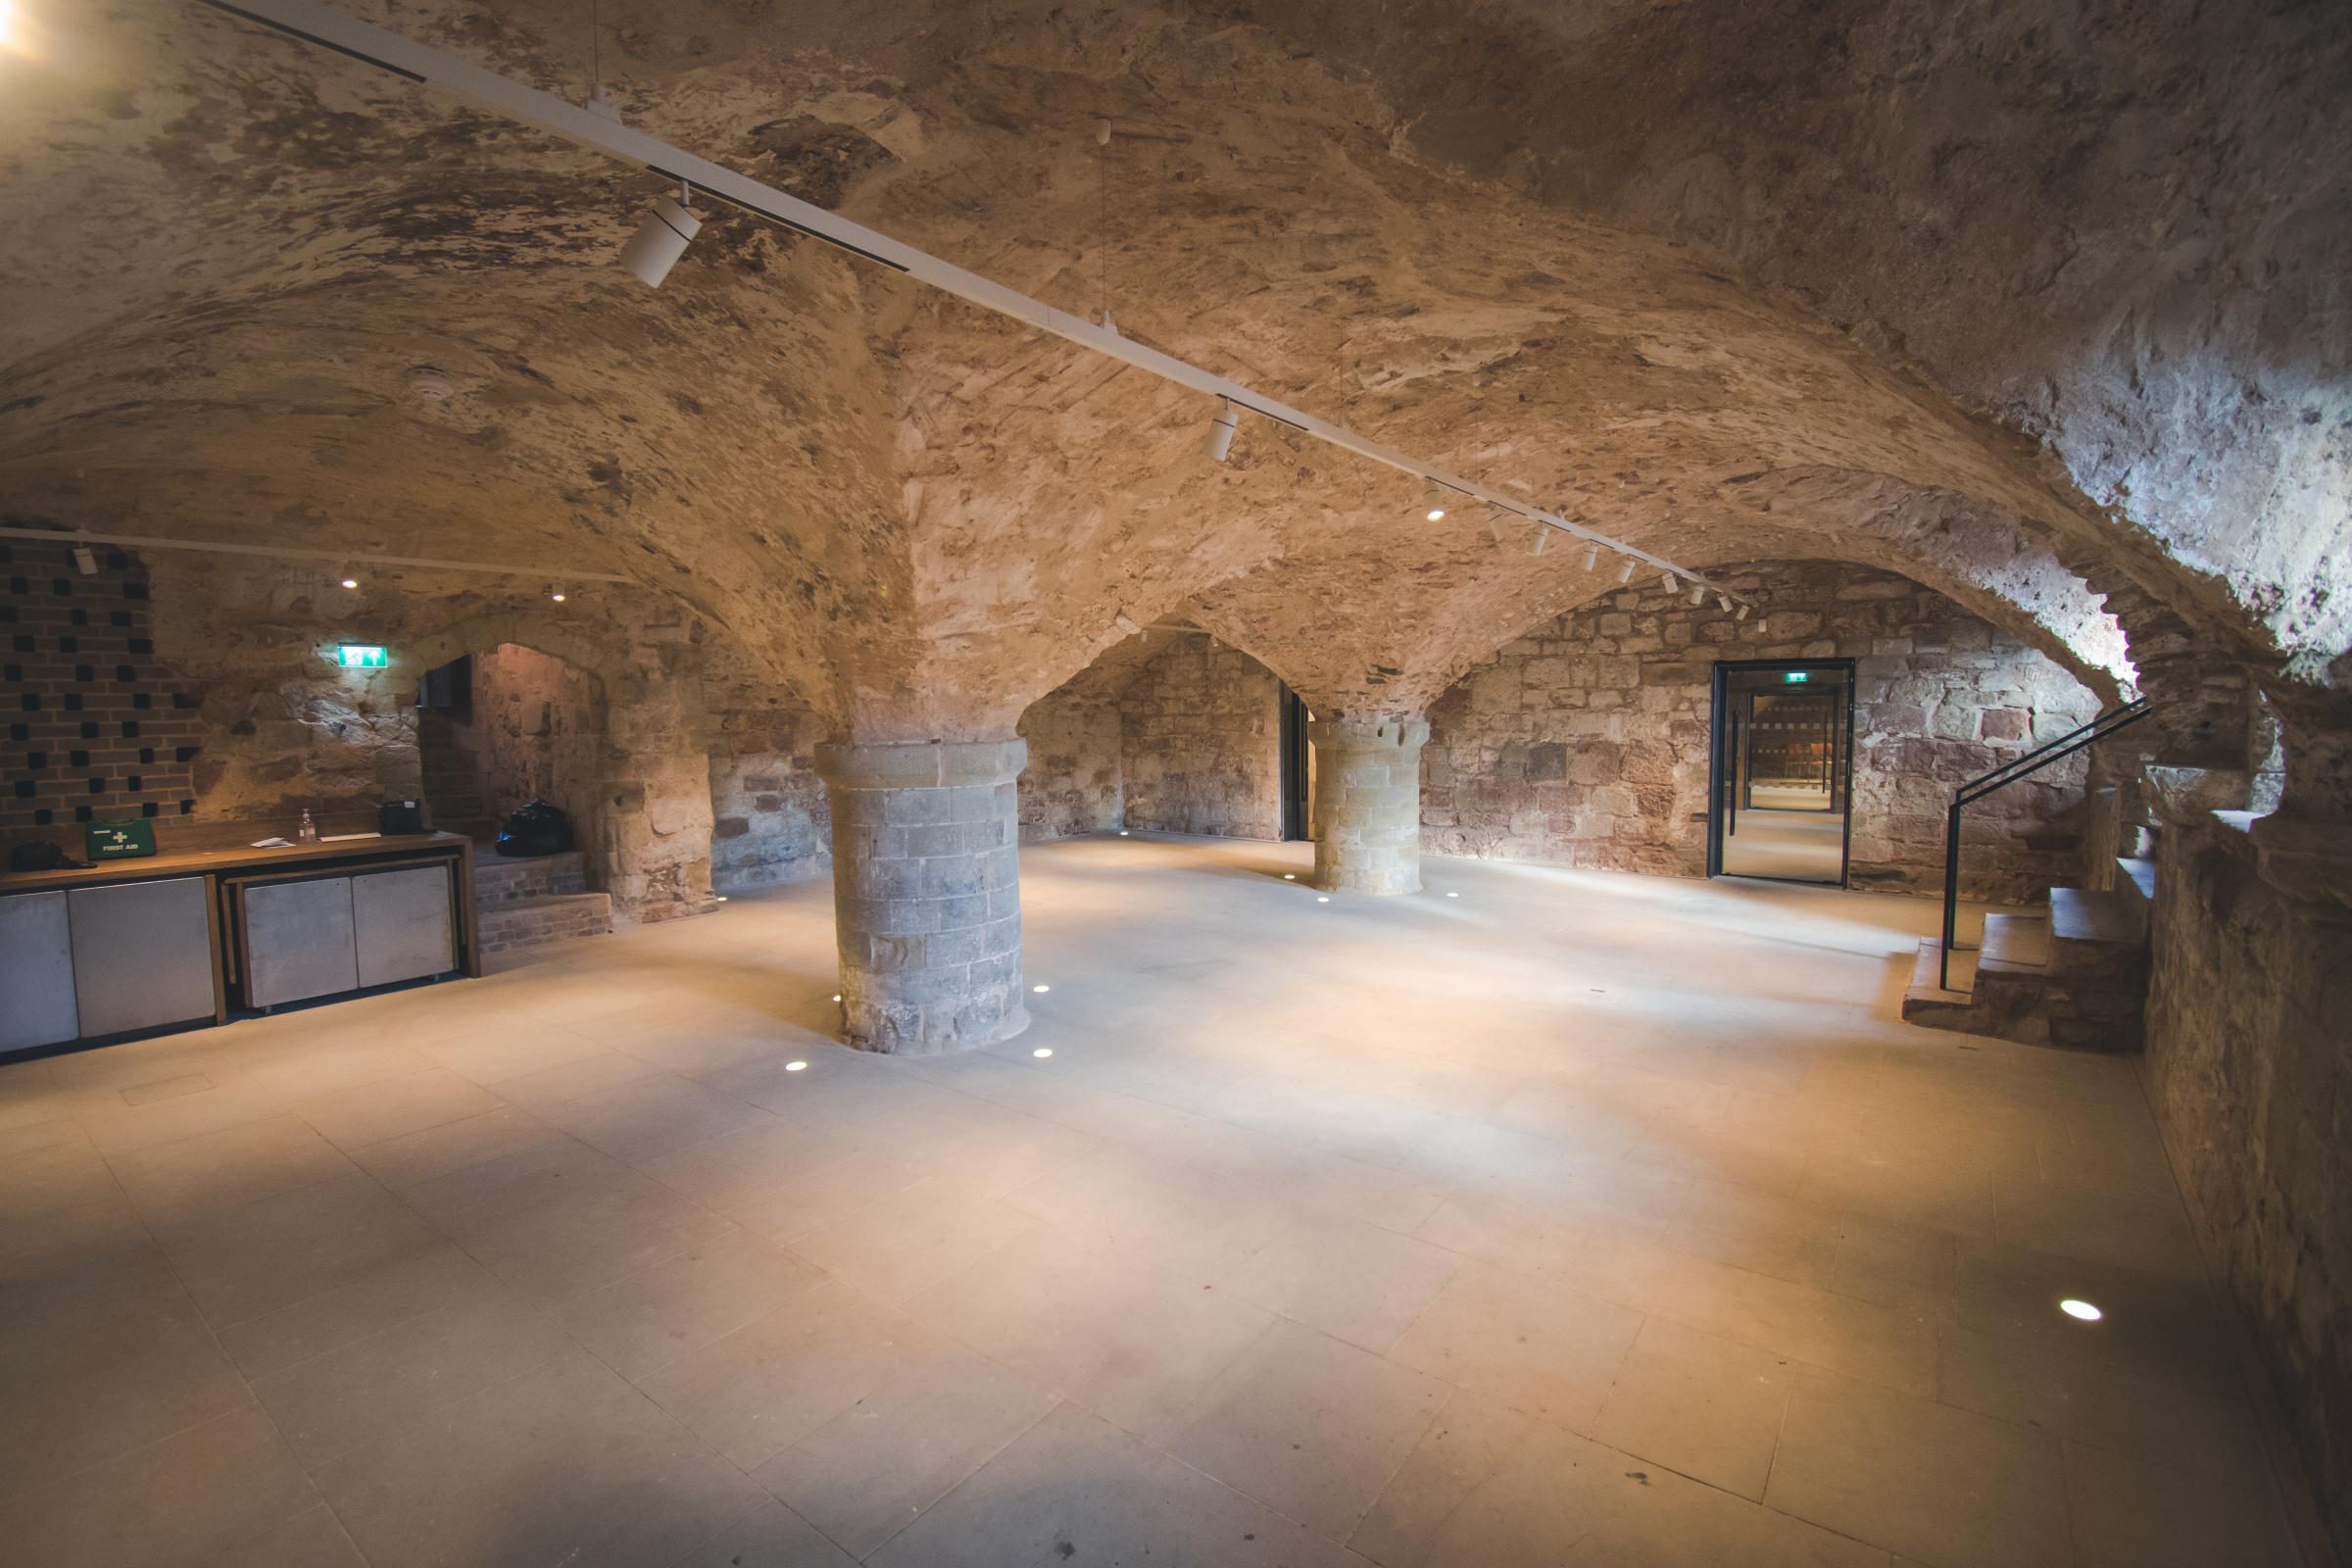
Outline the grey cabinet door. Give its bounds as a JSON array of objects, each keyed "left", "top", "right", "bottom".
[
  {"left": 1, "top": 892, "right": 79, "bottom": 1051},
  {"left": 243, "top": 876, "right": 358, "bottom": 1007},
  {"left": 66, "top": 877, "right": 215, "bottom": 1038},
  {"left": 353, "top": 866, "right": 455, "bottom": 988}
]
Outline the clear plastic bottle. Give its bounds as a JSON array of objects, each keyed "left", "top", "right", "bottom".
[{"left": 297, "top": 809, "right": 319, "bottom": 844}]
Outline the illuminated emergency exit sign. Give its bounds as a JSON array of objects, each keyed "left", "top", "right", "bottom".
[
  {"left": 335, "top": 645, "right": 389, "bottom": 668},
  {"left": 1785, "top": 670, "right": 1810, "bottom": 683}
]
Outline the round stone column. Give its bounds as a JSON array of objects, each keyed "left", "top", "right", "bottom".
[
  {"left": 1309, "top": 715, "right": 1430, "bottom": 896},
  {"left": 814, "top": 738, "right": 1030, "bottom": 1054}
]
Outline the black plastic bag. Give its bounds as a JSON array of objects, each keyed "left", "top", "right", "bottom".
[{"left": 494, "top": 800, "right": 574, "bottom": 858}]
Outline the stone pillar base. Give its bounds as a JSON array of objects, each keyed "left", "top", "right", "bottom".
[
  {"left": 815, "top": 738, "right": 1029, "bottom": 1054},
  {"left": 1310, "top": 715, "right": 1429, "bottom": 896}
]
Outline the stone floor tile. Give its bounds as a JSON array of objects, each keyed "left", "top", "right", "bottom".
[
  {"left": 213, "top": 1239, "right": 509, "bottom": 1378},
  {"left": 318, "top": 1348, "right": 763, "bottom": 1568},
  {"left": 636, "top": 1278, "right": 947, "bottom": 1469},
  {"left": 865, "top": 1402, "right": 1370, "bottom": 1568},
  {"left": 294, "top": 1065, "right": 508, "bottom": 1152},
  {"left": 203, "top": 1503, "right": 368, "bottom": 1567},
  {"left": 484, "top": 1049, "right": 672, "bottom": 1112},
  {"left": 0, "top": 1276, "right": 253, "bottom": 1497},
  {"left": 341, "top": 1102, "right": 564, "bottom": 1189},
  {"left": 0, "top": 1405, "right": 317, "bottom": 1568},
  {"left": 554, "top": 1226, "right": 827, "bottom": 1379},
  {"left": 902, "top": 1224, "right": 1277, "bottom": 1441},
  {"left": 1215, "top": 1210, "right": 1463, "bottom": 1352},
  {"left": 2062, "top": 1438, "right": 2302, "bottom": 1568},
  {"left": 106, "top": 1112, "right": 359, "bottom": 1227},
  {"left": 1387, "top": 1259, "right": 1644, "bottom": 1431},
  {"left": 1764, "top": 1370, "right": 2071, "bottom": 1568},
  {"left": 1161, "top": 1319, "right": 1449, "bottom": 1542},
  {"left": 538, "top": 1073, "right": 773, "bottom": 1166},
  {"left": 670, "top": 1500, "right": 861, "bottom": 1568},
  {"left": 1588, "top": 1314, "right": 1795, "bottom": 1500},
  {"left": 753, "top": 1341, "right": 1057, "bottom": 1557},
  {"left": 154, "top": 1169, "right": 448, "bottom": 1328}
]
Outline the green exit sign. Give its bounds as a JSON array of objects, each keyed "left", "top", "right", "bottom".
[
  {"left": 1785, "top": 670, "right": 1809, "bottom": 683},
  {"left": 335, "top": 645, "right": 388, "bottom": 668}
]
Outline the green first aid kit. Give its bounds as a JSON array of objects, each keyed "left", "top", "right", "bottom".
[{"left": 85, "top": 818, "right": 158, "bottom": 859}]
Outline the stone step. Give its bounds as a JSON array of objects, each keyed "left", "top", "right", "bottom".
[
  {"left": 2051, "top": 884, "right": 2146, "bottom": 949},
  {"left": 478, "top": 892, "right": 612, "bottom": 956},
  {"left": 2113, "top": 857, "right": 2157, "bottom": 909},
  {"left": 473, "top": 849, "right": 590, "bottom": 904},
  {"left": 1902, "top": 939, "right": 1980, "bottom": 1019},
  {"left": 1981, "top": 909, "right": 2051, "bottom": 971}
]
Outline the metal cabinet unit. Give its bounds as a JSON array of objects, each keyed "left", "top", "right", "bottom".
[
  {"left": 67, "top": 877, "right": 219, "bottom": 1038},
  {"left": 233, "top": 862, "right": 459, "bottom": 1007},
  {"left": 0, "top": 892, "right": 79, "bottom": 1052},
  {"left": 0, "top": 832, "right": 478, "bottom": 1056},
  {"left": 239, "top": 875, "right": 362, "bottom": 1008},
  {"left": 354, "top": 865, "right": 459, "bottom": 988}
]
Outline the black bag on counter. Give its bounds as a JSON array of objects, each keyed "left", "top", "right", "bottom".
[
  {"left": 9, "top": 840, "right": 89, "bottom": 873},
  {"left": 494, "top": 801, "right": 574, "bottom": 858}
]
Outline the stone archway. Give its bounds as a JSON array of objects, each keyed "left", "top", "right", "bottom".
[{"left": 399, "top": 610, "right": 718, "bottom": 925}]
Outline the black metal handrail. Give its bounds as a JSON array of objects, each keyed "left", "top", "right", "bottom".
[{"left": 1939, "top": 697, "right": 2155, "bottom": 990}]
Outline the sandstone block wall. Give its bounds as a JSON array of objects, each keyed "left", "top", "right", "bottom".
[
  {"left": 706, "top": 684, "right": 832, "bottom": 892},
  {"left": 1120, "top": 637, "right": 1285, "bottom": 840},
  {"left": 1423, "top": 562, "right": 2102, "bottom": 901},
  {"left": 439, "top": 644, "right": 607, "bottom": 829},
  {"left": 2142, "top": 812, "right": 2351, "bottom": 1555},
  {"left": 1016, "top": 689, "right": 1123, "bottom": 843}
]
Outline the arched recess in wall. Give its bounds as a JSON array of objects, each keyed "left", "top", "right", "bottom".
[
  {"left": 1419, "top": 557, "right": 2109, "bottom": 902},
  {"left": 399, "top": 608, "right": 719, "bottom": 923},
  {"left": 1015, "top": 624, "right": 1315, "bottom": 847}
]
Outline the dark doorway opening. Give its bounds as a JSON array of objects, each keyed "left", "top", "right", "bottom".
[
  {"left": 1707, "top": 659, "right": 1855, "bottom": 886},
  {"left": 1277, "top": 684, "right": 1311, "bottom": 842}
]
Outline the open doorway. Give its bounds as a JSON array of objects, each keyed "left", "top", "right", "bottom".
[
  {"left": 1278, "top": 683, "right": 1312, "bottom": 842},
  {"left": 416, "top": 644, "right": 608, "bottom": 870},
  {"left": 1708, "top": 659, "right": 1854, "bottom": 886}
]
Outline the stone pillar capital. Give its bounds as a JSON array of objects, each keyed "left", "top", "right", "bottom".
[{"left": 815, "top": 737, "right": 1027, "bottom": 791}]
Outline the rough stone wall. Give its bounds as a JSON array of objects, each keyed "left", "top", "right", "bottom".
[
  {"left": 2141, "top": 812, "right": 2351, "bottom": 1555},
  {"left": 1120, "top": 637, "right": 1284, "bottom": 840},
  {"left": 706, "top": 681, "right": 832, "bottom": 892},
  {"left": 449, "top": 644, "right": 606, "bottom": 827},
  {"left": 1423, "top": 562, "right": 2103, "bottom": 901},
  {"left": 1016, "top": 686, "right": 1124, "bottom": 843}
]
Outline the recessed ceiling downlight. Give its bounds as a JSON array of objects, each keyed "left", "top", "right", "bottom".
[{"left": 2060, "top": 1298, "right": 2102, "bottom": 1322}]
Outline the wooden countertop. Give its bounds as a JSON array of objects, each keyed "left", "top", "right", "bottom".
[{"left": 0, "top": 832, "right": 473, "bottom": 893}]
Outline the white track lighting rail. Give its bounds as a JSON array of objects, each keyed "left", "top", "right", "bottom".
[
  {"left": 191, "top": 0, "right": 1751, "bottom": 608},
  {"left": 0, "top": 525, "right": 637, "bottom": 583}
]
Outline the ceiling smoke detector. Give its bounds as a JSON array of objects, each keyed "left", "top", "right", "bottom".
[{"left": 408, "top": 366, "right": 458, "bottom": 403}]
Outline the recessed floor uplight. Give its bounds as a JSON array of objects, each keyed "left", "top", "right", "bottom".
[
  {"left": 1033, "top": 1048, "right": 1054, "bottom": 1058},
  {"left": 1283, "top": 873, "right": 1296, "bottom": 880},
  {"left": 785, "top": 1060, "right": 808, "bottom": 1072},
  {"left": 2060, "top": 1298, "right": 2102, "bottom": 1322},
  {"left": 830, "top": 993, "right": 842, "bottom": 1003},
  {"left": 1316, "top": 896, "right": 1331, "bottom": 903},
  {"left": 1446, "top": 891, "right": 1459, "bottom": 898},
  {"left": 1032, "top": 984, "right": 1051, "bottom": 994}
]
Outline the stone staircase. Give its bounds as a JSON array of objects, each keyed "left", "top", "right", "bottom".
[
  {"left": 1903, "top": 855, "right": 2155, "bottom": 1052},
  {"left": 473, "top": 847, "right": 613, "bottom": 956}
]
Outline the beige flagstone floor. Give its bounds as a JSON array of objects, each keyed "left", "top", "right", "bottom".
[{"left": 0, "top": 835, "right": 2305, "bottom": 1567}]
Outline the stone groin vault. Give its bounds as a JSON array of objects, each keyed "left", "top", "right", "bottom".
[{"left": 1, "top": 0, "right": 2348, "bottom": 1559}]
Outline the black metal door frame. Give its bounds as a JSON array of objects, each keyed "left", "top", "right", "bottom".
[
  {"left": 1706, "top": 658, "right": 1856, "bottom": 886},
  {"left": 1277, "top": 685, "right": 1311, "bottom": 842}
]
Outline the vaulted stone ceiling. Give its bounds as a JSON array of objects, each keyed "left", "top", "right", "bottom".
[{"left": 0, "top": 0, "right": 2342, "bottom": 739}]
